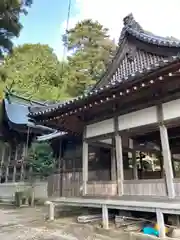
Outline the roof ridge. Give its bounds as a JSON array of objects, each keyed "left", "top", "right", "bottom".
[{"left": 119, "top": 13, "right": 180, "bottom": 47}]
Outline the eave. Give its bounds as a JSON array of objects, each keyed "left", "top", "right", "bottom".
[
  {"left": 29, "top": 57, "right": 180, "bottom": 135},
  {"left": 29, "top": 56, "right": 180, "bottom": 120}
]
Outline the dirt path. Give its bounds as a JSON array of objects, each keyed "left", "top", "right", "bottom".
[{"left": 0, "top": 205, "right": 114, "bottom": 240}]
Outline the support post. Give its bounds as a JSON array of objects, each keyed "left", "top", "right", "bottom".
[
  {"left": 82, "top": 127, "right": 88, "bottom": 196},
  {"left": 157, "top": 105, "right": 175, "bottom": 199},
  {"left": 13, "top": 146, "right": 18, "bottom": 182},
  {"left": 102, "top": 204, "right": 109, "bottom": 229},
  {"left": 159, "top": 125, "right": 175, "bottom": 198},
  {"left": 114, "top": 117, "right": 124, "bottom": 196},
  {"left": 0, "top": 144, "right": 5, "bottom": 183},
  {"left": 20, "top": 144, "right": 26, "bottom": 181},
  {"left": 47, "top": 202, "right": 55, "bottom": 221},
  {"left": 156, "top": 209, "right": 166, "bottom": 238},
  {"left": 111, "top": 139, "right": 116, "bottom": 181},
  {"left": 159, "top": 153, "right": 164, "bottom": 178},
  {"left": 5, "top": 145, "right": 11, "bottom": 182},
  {"left": 129, "top": 139, "right": 138, "bottom": 180}
]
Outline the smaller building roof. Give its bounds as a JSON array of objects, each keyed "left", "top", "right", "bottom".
[{"left": 2, "top": 92, "right": 67, "bottom": 140}]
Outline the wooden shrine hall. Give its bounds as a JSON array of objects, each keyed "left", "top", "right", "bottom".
[{"left": 29, "top": 14, "right": 180, "bottom": 236}]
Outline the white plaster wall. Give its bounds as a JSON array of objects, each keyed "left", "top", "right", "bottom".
[
  {"left": 0, "top": 181, "right": 48, "bottom": 202},
  {"left": 86, "top": 98, "right": 180, "bottom": 136},
  {"left": 118, "top": 106, "right": 158, "bottom": 131},
  {"left": 86, "top": 118, "right": 114, "bottom": 138},
  {"left": 162, "top": 99, "right": 180, "bottom": 121}
]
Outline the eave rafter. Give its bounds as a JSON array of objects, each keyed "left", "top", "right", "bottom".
[
  {"left": 32, "top": 58, "right": 180, "bottom": 124},
  {"left": 49, "top": 115, "right": 84, "bottom": 135}
]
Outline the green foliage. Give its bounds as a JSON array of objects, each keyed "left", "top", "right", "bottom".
[
  {"left": 0, "top": 18, "right": 117, "bottom": 100},
  {"left": 0, "top": 0, "right": 32, "bottom": 57},
  {"left": 1, "top": 43, "right": 71, "bottom": 100},
  {"left": 63, "top": 19, "right": 116, "bottom": 96},
  {"left": 27, "top": 142, "right": 55, "bottom": 178}
]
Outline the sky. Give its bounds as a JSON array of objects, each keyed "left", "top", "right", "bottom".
[{"left": 14, "top": 0, "right": 180, "bottom": 59}]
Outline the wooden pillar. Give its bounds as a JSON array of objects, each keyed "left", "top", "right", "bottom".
[
  {"left": 160, "top": 124, "right": 175, "bottom": 198},
  {"left": 12, "top": 146, "right": 18, "bottom": 182},
  {"left": 157, "top": 105, "right": 175, "bottom": 199},
  {"left": 111, "top": 139, "right": 116, "bottom": 181},
  {"left": 159, "top": 153, "right": 164, "bottom": 178},
  {"left": 5, "top": 145, "right": 11, "bottom": 182},
  {"left": 58, "top": 140, "right": 62, "bottom": 171},
  {"left": 82, "top": 127, "right": 88, "bottom": 196},
  {"left": 0, "top": 144, "right": 5, "bottom": 182},
  {"left": 129, "top": 139, "right": 138, "bottom": 180},
  {"left": 156, "top": 209, "right": 166, "bottom": 238},
  {"left": 20, "top": 144, "right": 26, "bottom": 181},
  {"left": 114, "top": 117, "right": 124, "bottom": 196},
  {"left": 102, "top": 204, "right": 109, "bottom": 229}
]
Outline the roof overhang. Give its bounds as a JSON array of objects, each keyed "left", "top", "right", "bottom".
[{"left": 28, "top": 58, "right": 180, "bottom": 135}]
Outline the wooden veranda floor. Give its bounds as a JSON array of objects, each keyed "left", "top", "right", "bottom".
[
  {"left": 49, "top": 195, "right": 180, "bottom": 215},
  {"left": 83, "top": 194, "right": 180, "bottom": 202}
]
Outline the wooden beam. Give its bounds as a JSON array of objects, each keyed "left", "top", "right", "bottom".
[
  {"left": 82, "top": 127, "right": 88, "bottom": 196},
  {"left": 114, "top": 117, "right": 124, "bottom": 196},
  {"left": 89, "top": 141, "right": 112, "bottom": 149},
  {"left": 123, "top": 146, "right": 160, "bottom": 154},
  {"left": 85, "top": 133, "right": 113, "bottom": 142}
]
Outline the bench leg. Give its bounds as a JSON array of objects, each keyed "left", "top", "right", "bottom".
[
  {"left": 156, "top": 209, "right": 166, "bottom": 238},
  {"left": 49, "top": 202, "right": 55, "bottom": 221},
  {"left": 102, "top": 204, "right": 109, "bottom": 229}
]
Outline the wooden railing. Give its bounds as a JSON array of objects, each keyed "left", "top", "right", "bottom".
[
  {"left": 123, "top": 179, "right": 167, "bottom": 196},
  {"left": 87, "top": 181, "right": 117, "bottom": 196},
  {"left": 48, "top": 172, "right": 180, "bottom": 198},
  {"left": 173, "top": 178, "right": 180, "bottom": 196},
  {"left": 48, "top": 170, "right": 111, "bottom": 198}
]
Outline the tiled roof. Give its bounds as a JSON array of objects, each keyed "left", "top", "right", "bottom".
[
  {"left": 29, "top": 55, "right": 180, "bottom": 117},
  {"left": 119, "top": 13, "right": 180, "bottom": 47},
  {"left": 94, "top": 14, "right": 180, "bottom": 89},
  {"left": 109, "top": 49, "right": 164, "bottom": 85}
]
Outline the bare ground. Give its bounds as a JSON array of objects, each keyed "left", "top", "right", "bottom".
[{"left": 0, "top": 205, "right": 119, "bottom": 240}]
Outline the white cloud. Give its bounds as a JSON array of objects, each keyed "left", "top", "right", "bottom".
[{"left": 64, "top": 0, "right": 180, "bottom": 43}]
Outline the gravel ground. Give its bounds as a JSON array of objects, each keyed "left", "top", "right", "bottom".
[{"left": 0, "top": 205, "right": 114, "bottom": 240}]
